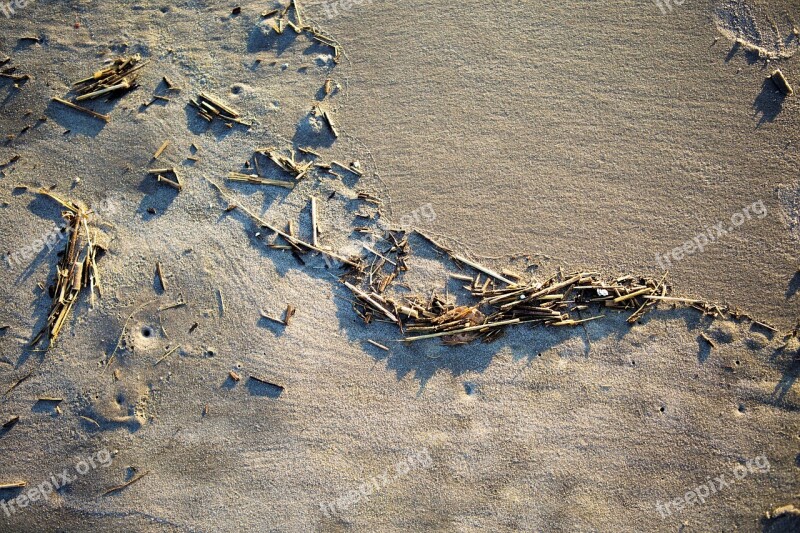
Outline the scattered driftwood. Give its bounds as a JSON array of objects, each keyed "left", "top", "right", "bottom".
[
  {"left": 3, "top": 372, "right": 33, "bottom": 397},
  {"left": 72, "top": 55, "right": 148, "bottom": 101},
  {"left": 154, "top": 345, "right": 181, "bottom": 365},
  {"left": 262, "top": 0, "right": 342, "bottom": 62},
  {"left": 255, "top": 148, "right": 313, "bottom": 180},
  {"left": 205, "top": 177, "right": 362, "bottom": 268},
  {"left": 147, "top": 168, "right": 183, "bottom": 191},
  {"left": 31, "top": 190, "right": 104, "bottom": 350},
  {"left": 155, "top": 261, "right": 167, "bottom": 291},
  {"left": 152, "top": 140, "right": 170, "bottom": 160}
]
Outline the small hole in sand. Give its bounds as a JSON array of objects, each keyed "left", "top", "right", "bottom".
[
  {"left": 738, "top": 404, "right": 746, "bottom": 413},
  {"left": 735, "top": 360, "right": 740, "bottom": 365},
  {"left": 659, "top": 406, "right": 665, "bottom": 413},
  {"left": 141, "top": 326, "right": 153, "bottom": 338}
]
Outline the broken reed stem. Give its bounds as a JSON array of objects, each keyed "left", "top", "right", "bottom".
[
  {"left": 52, "top": 97, "right": 110, "bottom": 122},
  {"left": 226, "top": 173, "right": 295, "bottom": 189},
  {"left": 102, "top": 471, "right": 150, "bottom": 496},
  {"left": 156, "top": 261, "right": 167, "bottom": 291},
  {"left": 452, "top": 254, "right": 514, "bottom": 285},
  {"left": 153, "top": 140, "right": 170, "bottom": 159},
  {"left": 402, "top": 319, "right": 521, "bottom": 342},
  {"left": 366, "top": 339, "right": 389, "bottom": 351},
  {"left": 343, "top": 281, "right": 400, "bottom": 324},
  {"left": 155, "top": 345, "right": 181, "bottom": 365},
  {"left": 30, "top": 190, "right": 102, "bottom": 350},
  {"left": 310, "top": 196, "right": 320, "bottom": 247}
]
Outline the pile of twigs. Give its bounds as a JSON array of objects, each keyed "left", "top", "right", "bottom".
[
  {"left": 72, "top": 55, "right": 148, "bottom": 101},
  {"left": 31, "top": 190, "right": 103, "bottom": 349},
  {"left": 188, "top": 92, "right": 250, "bottom": 126}
]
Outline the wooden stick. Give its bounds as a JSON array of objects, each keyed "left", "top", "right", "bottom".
[
  {"left": 198, "top": 92, "right": 240, "bottom": 117},
  {"left": 157, "top": 174, "right": 182, "bottom": 191},
  {"left": 642, "top": 295, "right": 702, "bottom": 304},
  {"left": 156, "top": 261, "right": 167, "bottom": 291},
  {"left": 343, "top": 281, "right": 399, "bottom": 324},
  {"left": 310, "top": 196, "right": 320, "bottom": 247},
  {"left": 366, "top": 339, "right": 389, "bottom": 351},
  {"left": 80, "top": 415, "right": 101, "bottom": 428},
  {"left": 153, "top": 140, "right": 170, "bottom": 159},
  {"left": 75, "top": 80, "right": 130, "bottom": 101},
  {"left": 226, "top": 173, "right": 295, "bottom": 189},
  {"left": 103, "top": 471, "right": 150, "bottom": 496},
  {"left": 284, "top": 304, "right": 295, "bottom": 326},
  {"left": 550, "top": 316, "right": 605, "bottom": 326},
  {"left": 452, "top": 255, "right": 514, "bottom": 285},
  {"left": 260, "top": 310, "right": 286, "bottom": 326},
  {"left": 155, "top": 345, "right": 181, "bottom": 365},
  {"left": 52, "top": 97, "right": 110, "bottom": 122},
  {"left": 613, "top": 287, "right": 653, "bottom": 304},
  {"left": 401, "top": 319, "right": 521, "bottom": 342}
]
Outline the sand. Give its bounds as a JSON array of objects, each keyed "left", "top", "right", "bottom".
[{"left": 0, "top": 0, "right": 798, "bottom": 531}]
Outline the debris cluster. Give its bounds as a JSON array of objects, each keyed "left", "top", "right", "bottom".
[
  {"left": 72, "top": 54, "right": 148, "bottom": 101},
  {"left": 261, "top": 0, "right": 342, "bottom": 62},
  {"left": 31, "top": 190, "right": 104, "bottom": 349}
]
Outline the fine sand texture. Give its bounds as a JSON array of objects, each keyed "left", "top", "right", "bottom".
[{"left": 0, "top": 0, "right": 798, "bottom": 532}]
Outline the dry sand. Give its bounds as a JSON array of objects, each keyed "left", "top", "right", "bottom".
[{"left": 0, "top": 0, "right": 798, "bottom": 531}]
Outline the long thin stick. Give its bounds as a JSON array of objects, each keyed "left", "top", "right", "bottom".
[
  {"left": 343, "top": 281, "right": 399, "bottom": 324},
  {"left": 52, "top": 97, "right": 110, "bottom": 122},
  {"left": 310, "top": 196, "right": 319, "bottom": 247},
  {"left": 401, "top": 319, "right": 521, "bottom": 342},
  {"left": 155, "top": 345, "right": 181, "bottom": 365},
  {"left": 452, "top": 255, "right": 514, "bottom": 285},
  {"left": 102, "top": 471, "right": 150, "bottom": 496}
]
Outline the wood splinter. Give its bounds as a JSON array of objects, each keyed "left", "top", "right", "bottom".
[{"left": 152, "top": 140, "right": 170, "bottom": 160}]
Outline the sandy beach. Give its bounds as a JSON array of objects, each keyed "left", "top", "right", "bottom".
[{"left": 0, "top": 0, "right": 798, "bottom": 531}]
